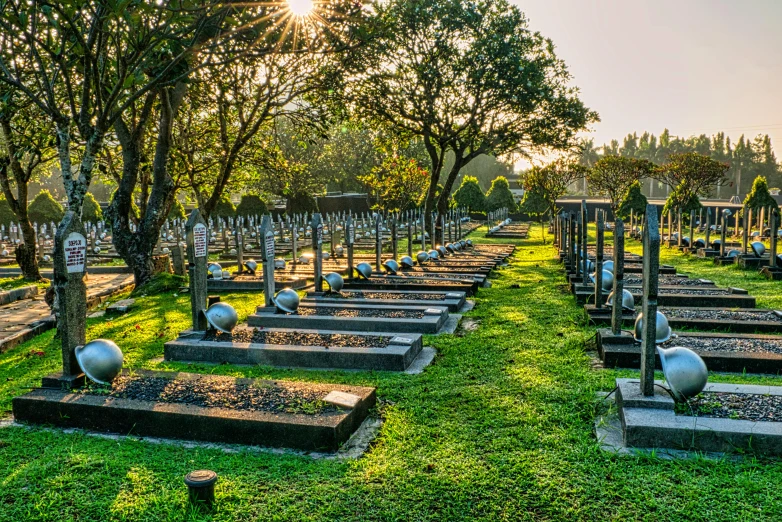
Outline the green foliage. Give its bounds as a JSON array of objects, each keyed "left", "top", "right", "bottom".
[
  {"left": 132, "top": 273, "right": 186, "bottom": 297},
  {"left": 359, "top": 155, "right": 429, "bottom": 212},
  {"left": 453, "top": 176, "right": 486, "bottom": 212},
  {"left": 523, "top": 159, "right": 589, "bottom": 216},
  {"left": 588, "top": 156, "right": 656, "bottom": 212},
  {"left": 658, "top": 152, "right": 729, "bottom": 202},
  {"left": 287, "top": 192, "right": 318, "bottom": 214},
  {"left": 235, "top": 195, "right": 268, "bottom": 218},
  {"left": 616, "top": 181, "right": 648, "bottom": 220},
  {"left": 743, "top": 176, "right": 779, "bottom": 210},
  {"left": 663, "top": 183, "right": 702, "bottom": 215},
  {"left": 81, "top": 193, "right": 103, "bottom": 223},
  {"left": 520, "top": 188, "right": 549, "bottom": 219},
  {"left": 0, "top": 198, "right": 15, "bottom": 227},
  {"left": 28, "top": 190, "right": 63, "bottom": 225},
  {"left": 212, "top": 196, "right": 236, "bottom": 219},
  {"left": 168, "top": 199, "right": 186, "bottom": 221},
  {"left": 485, "top": 176, "right": 516, "bottom": 212}
]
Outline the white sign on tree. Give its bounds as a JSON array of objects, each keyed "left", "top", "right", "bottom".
[{"left": 64, "top": 232, "right": 87, "bottom": 274}]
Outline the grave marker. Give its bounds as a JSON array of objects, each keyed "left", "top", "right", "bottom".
[
  {"left": 346, "top": 214, "right": 355, "bottom": 279},
  {"left": 641, "top": 204, "right": 660, "bottom": 396},
  {"left": 594, "top": 210, "right": 605, "bottom": 309},
  {"left": 186, "top": 210, "right": 209, "bottom": 331},
  {"left": 313, "top": 213, "right": 324, "bottom": 292},
  {"left": 54, "top": 212, "right": 87, "bottom": 382},
  {"left": 611, "top": 218, "right": 625, "bottom": 335},
  {"left": 260, "top": 215, "right": 275, "bottom": 308}
]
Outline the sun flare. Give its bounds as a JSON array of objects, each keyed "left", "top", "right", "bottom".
[{"left": 287, "top": 0, "right": 314, "bottom": 17}]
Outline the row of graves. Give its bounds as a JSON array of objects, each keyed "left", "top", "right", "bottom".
[
  {"left": 557, "top": 202, "right": 782, "bottom": 455},
  {"left": 11, "top": 210, "right": 514, "bottom": 457},
  {"left": 485, "top": 209, "right": 529, "bottom": 239},
  {"left": 654, "top": 203, "right": 782, "bottom": 279}
]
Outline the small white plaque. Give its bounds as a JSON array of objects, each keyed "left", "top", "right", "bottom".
[
  {"left": 424, "top": 308, "right": 442, "bottom": 315},
  {"left": 193, "top": 223, "right": 207, "bottom": 258},
  {"left": 265, "top": 230, "right": 275, "bottom": 259},
  {"left": 390, "top": 336, "right": 414, "bottom": 345},
  {"left": 347, "top": 225, "right": 355, "bottom": 245},
  {"left": 64, "top": 232, "right": 86, "bottom": 274},
  {"left": 446, "top": 293, "right": 461, "bottom": 298},
  {"left": 317, "top": 223, "right": 324, "bottom": 246},
  {"left": 323, "top": 391, "right": 361, "bottom": 409}
]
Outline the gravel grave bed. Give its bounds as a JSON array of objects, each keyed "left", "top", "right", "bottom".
[
  {"left": 365, "top": 278, "right": 467, "bottom": 286},
  {"left": 296, "top": 306, "right": 426, "bottom": 319},
  {"left": 624, "top": 276, "right": 710, "bottom": 286},
  {"left": 335, "top": 291, "right": 452, "bottom": 301},
  {"left": 392, "top": 273, "right": 473, "bottom": 280},
  {"left": 660, "top": 309, "right": 782, "bottom": 322},
  {"left": 677, "top": 392, "right": 782, "bottom": 422},
  {"left": 203, "top": 328, "right": 392, "bottom": 348},
  {"left": 79, "top": 374, "right": 337, "bottom": 414},
  {"left": 630, "top": 288, "right": 731, "bottom": 295},
  {"left": 660, "top": 336, "right": 782, "bottom": 354}
]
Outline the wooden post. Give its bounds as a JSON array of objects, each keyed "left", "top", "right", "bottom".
[{"left": 641, "top": 205, "right": 660, "bottom": 397}]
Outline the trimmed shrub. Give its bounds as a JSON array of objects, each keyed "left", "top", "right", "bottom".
[
  {"left": 168, "top": 199, "right": 186, "bottom": 220},
  {"left": 213, "top": 196, "right": 236, "bottom": 219},
  {"left": 28, "top": 190, "right": 64, "bottom": 225},
  {"left": 287, "top": 192, "right": 318, "bottom": 214},
  {"left": 81, "top": 192, "right": 103, "bottom": 223},
  {"left": 236, "top": 195, "right": 268, "bottom": 218},
  {"left": 485, "top": 176, "right": 516, "bottom": 212}
]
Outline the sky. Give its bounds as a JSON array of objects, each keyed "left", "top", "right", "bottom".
[{"left": 512, "top": 0, "right": 782, "bottom": 164}]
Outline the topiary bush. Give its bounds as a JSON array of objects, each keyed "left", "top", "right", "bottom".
[
  {"left": 28, "top": 190, "right": 64, "bottom": 225},
  {"left": 485, "top": 176, "right": 516, "bottom": 212},
  {"left": 168, "top": 199, "right": 186, "bottom": 221},
  {"left": 453, "top": 175, "right": 486, "bottom": 212},
  {"left": 286, "top": 192, "right": 318, "bottom": 214},
  {"left": 236, "top": 195, "right": 268, "bottom": 218},
  {"left": 0, "top": 197, "right": 15, "bottom": 227},
  {"left": 81, "top": 192, "right": 103, "bottom": 223},
  {"left": 212, "top": 196, "right": 236, "bottom": 219}
]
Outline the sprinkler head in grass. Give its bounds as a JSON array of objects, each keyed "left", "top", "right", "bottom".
[
  {"left": 355, "top": 262, "right": 373, "bottom": 280},
  {"left": 633, "top": 311, "right": 673, "bottom": 344},
  {"left": 184, "top": 470, "right": 218, "bottom": 511},
  {"left": 204, "top": 302, "right": 239, "bottom": 334},
  {"left": 323, "top": 272, "right": 344, "bottom": 294},
  {"left": 274, "top": 288, "right": 300, "bottom": 314},
  {"left": 607, "top": 289, "right": 635, "bottom": 311},
  {"left": 657, "top": 346, "right": 708, "bottom": 402},
  {"left": 382, "top": 259, "right": 399, "bottom": 275},
  {"left": 751, "top": 241, "right": 766, "bottom": 257},
  {"left": 75, "top": 339, "right": 124, "bottom": 385}
]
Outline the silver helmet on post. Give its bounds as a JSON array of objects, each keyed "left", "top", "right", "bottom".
[
  {"left": 416, "top": 251, "right": 429, "bottom": 264},
  {"left": 751, "top": 241, "right": 766, "bottom": 257},
  {"left": 589, "top": 269, "right": 614, "bottom": 291},
  {"left": 382, "top": 259, "right": 399, "bottom": 275},
  {"left": 323, "top": 272, "right": 344, "bottom": 294},
  {"left": 693, "top": 238, "right": 706, "bottom": 249},
  {"left": 75, "top": 339, "right": 124, "bottom": 385},
  {"left": 727, "top": 249, "right": 741, "bottom": 258},
  {"left": 204, "top": 302, "right": 239, "bottom": 333},
  {"left": 335, "top": 245, "right": 344, "bottom": 256},
  {"left": 400, "top": 256, "right": 415, "bottom": 268},
  {"left": 244, "top": 260, "right": 258, "bottom": 274},
  {"left": 437, "top": 245, "right": 448, "bottom": 257},
  {"left": 428, "top": 249, "right": 440, "bottom": 260},
  {"left": 602, "top": 260, "right": 614, "bottom": 274},
  {"left": 274, "top": 258, "right": 287, "bottom": 270},
  {"left": 355, "top": 262, "right": 373, "bottom": 279},
  {"left": 274, "top": 288, "right": 300, "bottom": 314},
  {"left": 657, "top": 346, "right": 708, "bottom": 402},
  {"left": 607, "top": 289, "right": 635, "bottom": 311},
  {"left": 633, "top": 311, "right": 673, "bottom": 344},
  {"left": 445, "top": 243, "right": 456, "bottom": 254}
]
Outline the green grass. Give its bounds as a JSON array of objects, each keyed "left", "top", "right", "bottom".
[
  {"left": 0, "top": 275, "right": 51, "bottom": 291},
  {"left": 0, "top": 226, "right": 781, "bottom": 520}
]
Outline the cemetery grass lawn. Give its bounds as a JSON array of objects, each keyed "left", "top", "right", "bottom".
[
  {"left": 0, "top": 275, "right": 51, "bottom": 291},
  {"left": 0, "top": 227, "right": 780, "bottom": 520}
]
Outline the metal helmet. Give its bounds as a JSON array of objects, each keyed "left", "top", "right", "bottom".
[
  {"left": 671, "top": 232, "right": 679, "bottom": 241},
  {"left": 382, "top": 259, "right": 399, "bottom": 275},
  {"left": 584, "top": 259, "right": 595, "bottom": 274},
  {"left": 428, "top": 249, "right": 440, "bottom": 260},
  {"left": 751, "top": 241, "right": 766, "bottom": 257},
  {"left": 244, "top": 260, "right": 258, "bottom": 274},
  {"left": 204, "top": 302, "right": 239, "bottom": 334},
  {"left": 445, "top": 243, "right": 456, "bottom": 254},
  {"left": 335, "top": 245, "right": 344, "bottom": 256},
  {"left": 589, "top": 269, "right": 614, "bottom": 291},
  {"left": 657, "top": 346, "right": 708, "bottom": 402},
  {"left": 209, "top": 266, "right": 223, "bottom": 280},
  {"left": 602, "top": 260, "right": 614, "bottom": 274},
  {"left": 453, "top": 242, "right": 462, "bottom": 251},
  {"left": 274, "top": 288, "right": 300, "bottom": 314},
  {"left": 416, "top": 251, "right": 430, "bottom": 264},
  {"left": 437, "top": 246, "right": 448, "bottom": 257},
  {"left": 323, "top": 272, "right": 344, "bottom": 293},
  {"left": 208, "top": 262, "right": 222, "bottom": 273},
  {"left": 682, "top": 236, "right": 690, "bottom": 247},
  {"left": 711, "top": 239, "right": 721, "bottom": 249},
  {"left": 459, "top": 240, "right": 467, "bottom": 248},
  {"left": 355, "top": 262, "right": 373, "bottom": 279},
  {"left": 75, "top": 339, "right": 124, "bottom": 385},
  {"left": 230, "top": 248, "right": 237, "bottom": 255},
  {"left": 274, "top": 258, "right": 287, "bottom": 270},
  {"left": 466, "top": 239, "right": 473, "bottom": 247},
  {"left": 299, "top": 253, "right": 313, "bottom": 264},
  {"left": 727, "top": 249, "right": 741, "bottom": 258},
  {"left": 400, "top": 256, "right": 415, "bottom": 268},
  {"left": 751, "top": 231, "right": 760, "bottom": 237},
  {"left": 693, "top": 238, "right": 706, "bottom": 249},
  {"left": 633, "top": 311, "right": 673, "bottom": 344},
  {"left": 607, "top": 289, "right": 635, "bottom": 311},
  {"left": 322, "top": 252, "right": 331, "bottom": 260}
]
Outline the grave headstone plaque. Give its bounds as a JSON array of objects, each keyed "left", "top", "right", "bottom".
[
  {"left": 171, "top": 245, "right": 186, "bottom": 276},
  {"left": 186, "top": 210, "right": 209, "bottom": 331},
  {"left": 260, "top": 215, "right": 275, "bottom": 308},
  {"left": 704, "top": 208, "right": 712, "bottom": 247},
  {"left": 407, "top": 218, "right": 413, "bottom": 258},
  {"left": 594, "top": 210, "right": 605, "bottom": 309},
  {"left": 313, "top": 213, "right": 324, "bottom": 292},
  {"left": 770, "top": 209, "right": 779, "bottom": 268},
  {"left": 720, "top": 209, "right": 730, "bottom": 258},
  {"left": 54, "top": 212, "right": 87, "bottom": 382},
  {"left": 375, "top": 214, "right": 382, "bottom": 272},
  {"left": 689, "top": 209, "right": 696, "bottom": 249},
  {"left": 580, "top": 200, "right": 588, "bottom": 280},
  {"left": 641, "top": 204, "right": 660, "bottom": 396},
  {"left": 346, "top": 215, "right": 355, "bottom": 279}
]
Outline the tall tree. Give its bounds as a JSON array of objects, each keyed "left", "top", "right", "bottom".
[
  {"left": 587, "top": 156, "right": 656, "bottom": 213},
  {"left": 345, "top": 0, "right": 597, "bottom": 238},
  {"left": 522, "top": 159, "right": 588, "bottom": 221}
]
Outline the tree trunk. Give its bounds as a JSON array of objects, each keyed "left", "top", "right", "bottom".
[{"left": 16, "top": 220, "right": 42, "bottom": 281}]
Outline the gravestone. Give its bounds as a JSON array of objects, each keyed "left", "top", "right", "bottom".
[
  {"left": 53, "top": 211, "right": 88, "bottom": 386},
  {"left": 260, "top": 215, "right": 275, "bottom": 308},
  {"left": 391, "top": 215, "right": 398, "bottom": 260},
  {"left": 594, "top": 210, "right": 605, "bottom": 309},
  {"left": 611, "top": 219, "right": 625, "bottom": 335},
  {"left": 171, "top": 245, "right": 186, "bottom": 276},
  {"left": 407, "top": 218, "right": 413, "bottom": 258},
  {"left": 313, "top": 213, "right": 324, "bottom": 292},
  {"left": 186, "top": 210, "right": 209, "bottom": 331},
  {"left": 234, "top": 225, "right": 244, "bottom": 273},
  {"left": 641, "top": 204, "right": 660, "bottom": 396},
  {"left": 374, "top": 214, "right": 382, "bottom": 272},
  {"left": 346, "top": 214, "right": 355, "bottom": 279},
  {"left": 769, "top": 209, "right": 779, "bottom": 268},
  {"left": 704, "top": 208, "right": 712, "bottom": 246},
  {"left": 420, "top": 211, "right": 426, "bottom": 250},
  {"left": 689, "top": 209, "right": 696, "bottom": 249},
  {"left": 580, "top": 200, "right": 588, "bottom": 280},
  {"left": 720, "top": 209, "right": 731, "bottom": 257}
]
